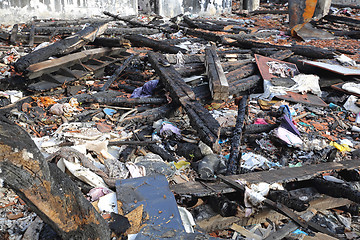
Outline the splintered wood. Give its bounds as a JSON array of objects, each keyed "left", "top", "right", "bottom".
[
  {"left": 205, "top": 45, "right": 229, "bottom": 100},
  {"left": 148, "top": 51, "right": 221, "bottom": 151}
]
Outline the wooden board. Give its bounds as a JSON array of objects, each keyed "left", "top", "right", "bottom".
[
  {"left": 196, "top": 195, "right": 352, "bottom": 232},
  {"left": 26, "top": 48, "right": 123, "bottom": 79},
  {"left": 170, "top": 159, "right": 360, "bottom": 197},
  {"left": 205, "top": 45, "right": 229, "bottom": 100}
]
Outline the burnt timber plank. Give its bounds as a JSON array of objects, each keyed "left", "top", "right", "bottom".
[
  {"left": 125, "top": 34, "right": 187, "bottom": 54},
  {"left": 148, "top": 51, "right": 195, "bottom": 104},
  {"left": 14, "top": 22, "right": 108, "bottom": 72},
  {"left": 205, "top": 45, "right": 229, "bottom": 100},
  {"left": 197, "top": 196, "right": 351, "bottom": 232},
  {"left": 27, "top": 47, "right": 123, "bottom": 79},
  {"left": 0, "top": 116, "right": 110, "bottom": 239},
  {"left": 170, "top": 159, "right": 360, "bottom": 197},
  {"left": 148, "top": 51, "right": 220, "bottom": 151}
]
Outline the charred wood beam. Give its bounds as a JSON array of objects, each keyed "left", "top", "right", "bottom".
[
  {"left": 183, "top": 16, "right": 249, "bottom": 34},
  {"left": 269, "top": 49, "right": 294, "bottom": 60},
  {"left": 229, "top": 75, "right": 262, "bottom": 96},
  {"left": 222, "top": 59, "right": 254, "bottom": 72},
  {"left": 148, "top": 51, "right": 196, "bottom": 104},
  {"left": 312, "top": 178, "right": 360, "bottom": 204},
  {"left": 64, "top": 91, "right": 167, "bottom": 107},
  {"left": 26, "top": 47, "right": 123, "bottom": 79},
  {"left": 226, "top": 95, "right": 248, "bottom": 175},
  {"left": 92, "top": 37, "right": 129, "bottom": 47},
  {"left": 226, "top": 63, "right": 257, "bottom": 83},
  {"left": 221, "top": 123, "right": 278, "bottom": 137},
  {"left": 176, "top": 63, "right": 205, "bottom": 78},
  {"left": 31, "top": 26, "right": 159, "bottom": 37},
  {"left": 268, "top": 190, "right": 309, "bottom": 212},
  {"left": 171, "top": 25, "right": 222, "bottom": 42},
  {"left": 100, "top": 54, "right": 135, "bottom": 91},
  {"left": 323, "top": 15, "right": 360, "bottom": 28},
  {"left": 224, "top": 37, "right": 335, "bottom": 59},
  {"left": 0, "top": 116, "right": 111, "bottom": 239},
  {"left": 205, "top": 45, "right": 229, "bottom": 100},
  {"left": 148, "top": 51, "right": 220, "bottom": 151},
  {"left": 33, "top": 18, "right": 112, "bottom": 27},
  {"left": 249, "top": 9, "right": 288, "bottom": 15},
  {"left": 124, "top": 34, "right": 187, "bottom": 54},
  {"left": 122, "top": 104, "right": 175, "bottom": 124},
  {"left": 331, "top": 3, "right": 360, "bottom": 9},
  {"left": 333, "top": 30, "right": 360, "bottom": 39},
  {"left": 104, "top": 11, "right": 173, "bottom": 33},
  {"left": 14, "top": 22, "right": 108, "bottom": 72}
]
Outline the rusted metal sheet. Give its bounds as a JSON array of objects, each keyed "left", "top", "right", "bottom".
[
  {"left": 302, "top": 60, "right": 360, "bottom": 76},
  {"left": 294, "top": 23, "right": 334, "bottom": 41},
  {"left": 277, "top": 91, "right": 328, "bottom": 107},
  {"left": 255, "top": 54, "right": 299, "bottom": 81}
]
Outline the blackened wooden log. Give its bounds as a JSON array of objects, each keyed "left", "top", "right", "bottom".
[
  {"left": 125, "top": 34, "right": 187, "bottom": 54},
  {"left": 183, "top": 16, "right": 224, "bottom": 32},
  {"left": 331, "top": 3, "right": 360, "bottom": 9},
  {"left": 122, "top": 104, "right": 175, "bottom": 124},
  {"left": 183, "top": 16, "right": 249, "bottom": 34},
  {"left": 222, "top": 59, "right": 253, "bottom": 72},
  {"left": 100, "top": 54, "right": 135, "bottom": 91},
  {"left": 269, "top": 50, "right": 294, "bottom": 60},
  {"left": 333, "top": 30, "right": 360, "bottom": 39},
  {"left": 109, "top": 140, "right": 159, "bottom": 146},
  {"left": 249, "top": 9, "right": 288, "bottom": 15},
  {"left": 33, "top": 26, "right": 159, "bottom": 36},
  {"left": 137, "top": 127, "right": 178, "bottom": 162},
  {"left": 0, "top": 116, "right": 111, "bottom": 239},
  {"left": 176, "top": 63, "right": 205, "bottom": 77},
  {"left": 226, "top": 63, "right": 257, "bottom": 83},
  {"left": 225, "top": 37, "right": 335, "bottom": 59},
  {"left": 148, "top": 51, "right": 221, "bottom": 151},
  {"left": 148, "top": 51, "right": 196, "bottom": 104},
  {"left": 323, "top": 15, "right": 360, "bottom": 28},
  {"left": 221, "top": 123, "right": 277, "bottom": 137},
  {"left": 92, "top": 37, "right": 128, "bottom": 47},
  {"left": 268, "top": 190, "right": 309, "bottom": 212},
  {"left": 290, "top": 45, "right": 335, "bottom": 59},
  {"left": 172, "top": 25, "right": 222, "bottom": 42},
  {"left": 104, "top": 11, "right": 173, "bottom": 34},
  {"left": 226, "top": 95, "right": 248, "bottom": 175},
  {"left": 229, "top": 75, "right": 262, "bottom": 96},
  {"left": 183, "top": 99, "right": 221, "bottom": 149},
  {"left": 312, "top": 178, "right": 360, "bottom": 204},
  {"left": 14, "top": 22, "right": 108, "bottom": 72},
  {"left": 251, "top": 48, "right": 279, "bottom": 56},
  {"left": 64, "top": 91, "right": 167, "bottom": 107}
]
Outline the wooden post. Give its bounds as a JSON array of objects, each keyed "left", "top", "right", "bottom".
[
  {"left": 0, "top": 116, "right": 111, "bottom": 239},
  {"left": 14, "top": 22, "right": 108, "bottom": 72},
  {"left": 205, "top": 45, "right": 229, "bottom": 100}
]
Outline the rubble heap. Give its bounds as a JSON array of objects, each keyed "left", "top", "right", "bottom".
[{"left": 0, "top": 1, "right": 360, "bottom": 239}]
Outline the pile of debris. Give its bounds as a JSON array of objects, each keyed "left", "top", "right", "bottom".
[{"left": 0, "top": 1, "right": 360, "bottom": 239}]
